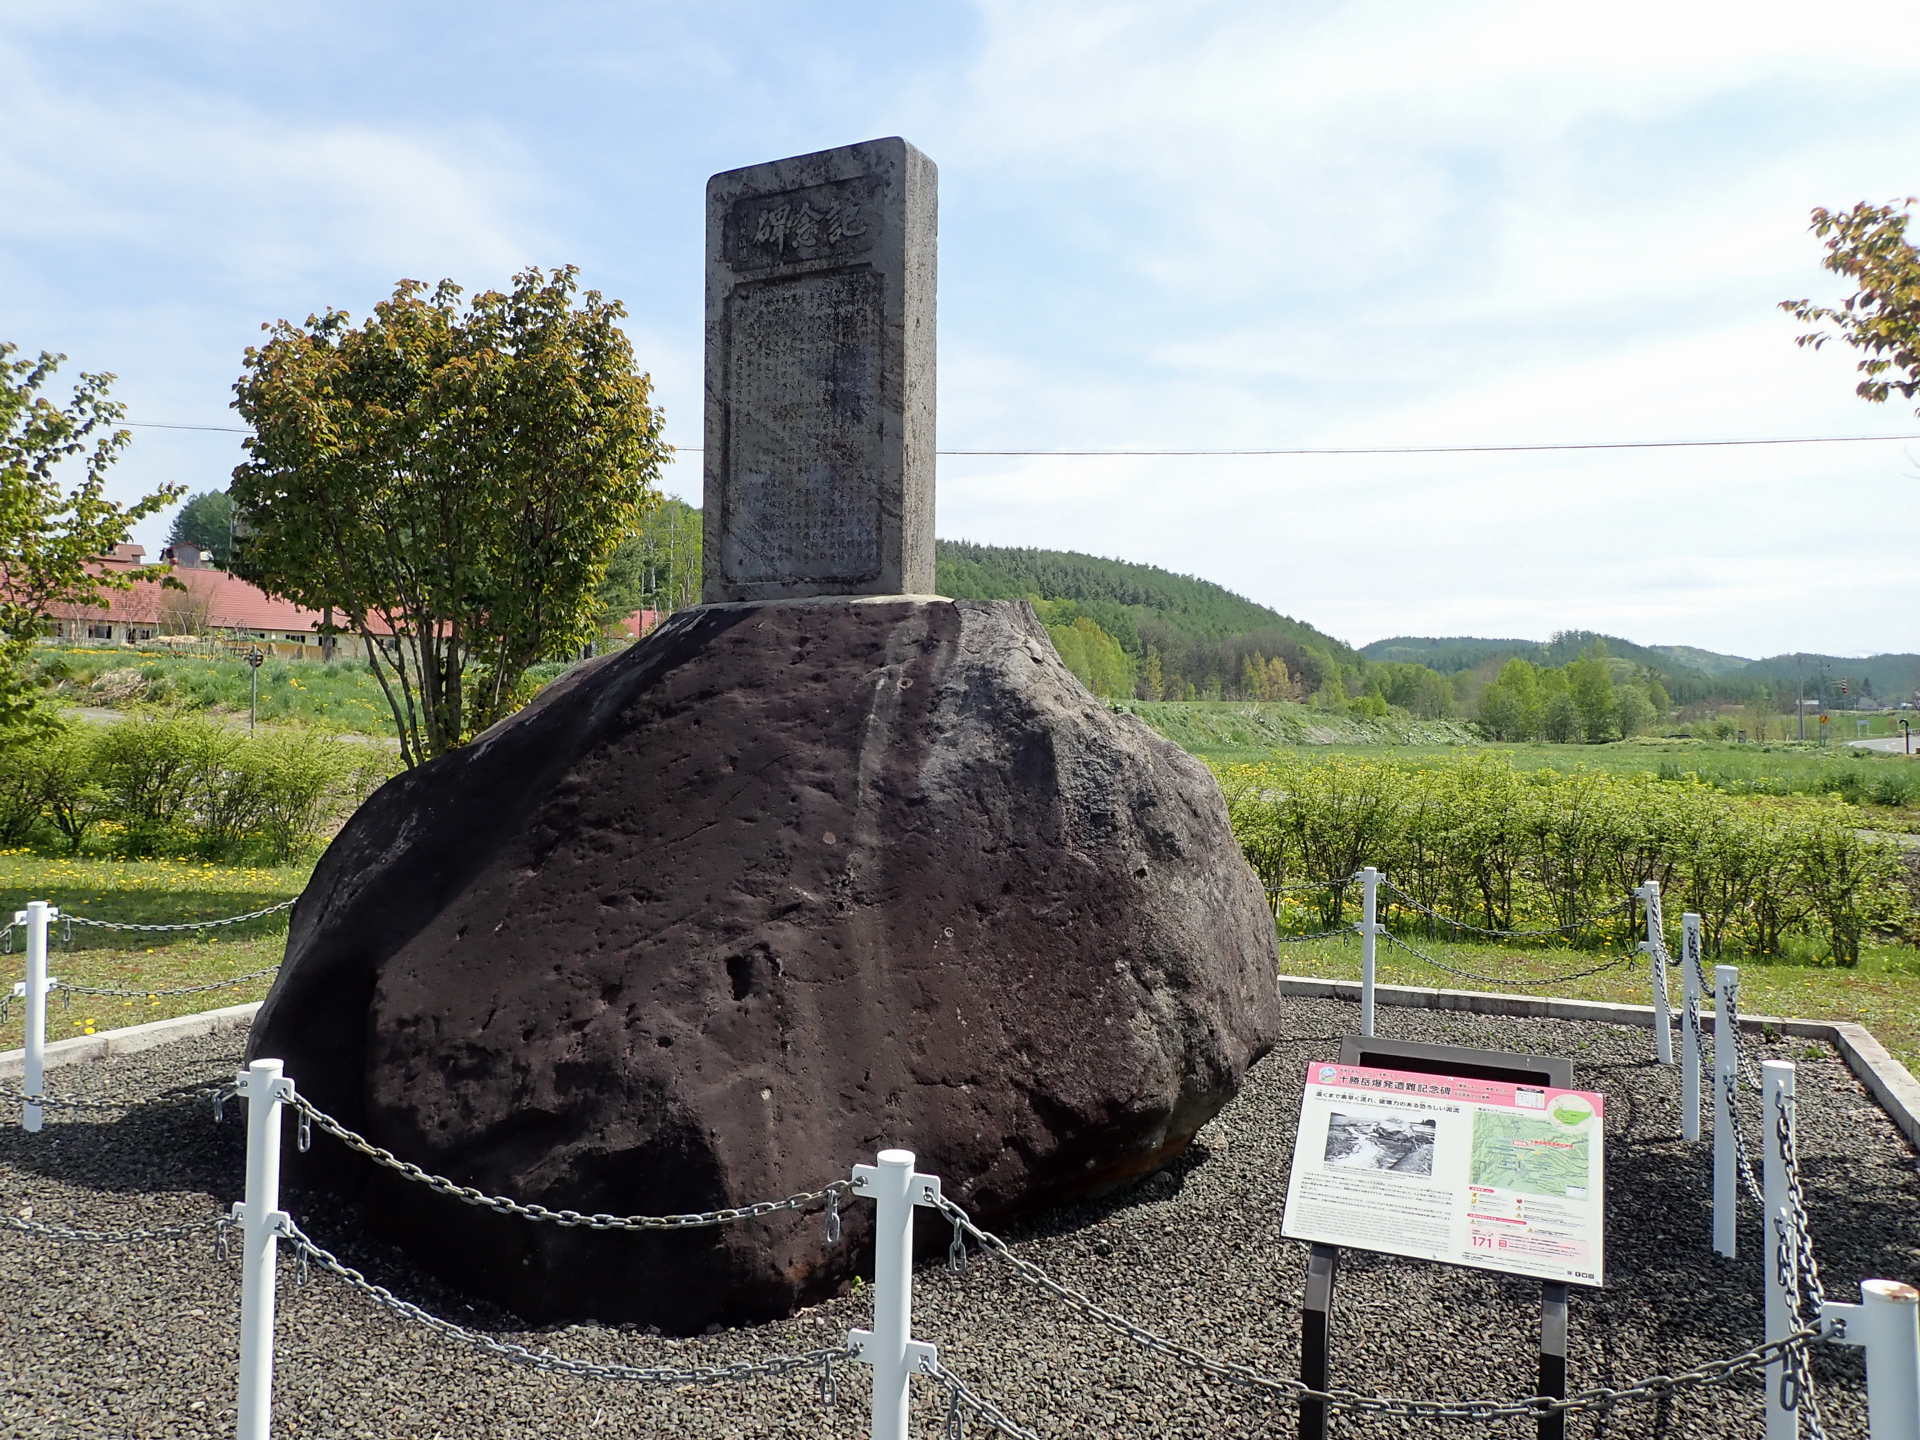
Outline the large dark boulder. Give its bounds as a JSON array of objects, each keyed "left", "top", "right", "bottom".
[{"left": 250, "top": 597, "right": 1282, "bottom": 1331}]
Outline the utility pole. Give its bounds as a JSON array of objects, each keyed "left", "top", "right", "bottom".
[
  {"left": 247, "top": 645, "right": 264, "bottom": 734},
  {"left": 1796, "top": 653, "right": 1804, "bottom": 742}
]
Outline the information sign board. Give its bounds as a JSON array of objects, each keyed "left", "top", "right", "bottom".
[{"left": 1281, "top": 1061, "right": 1606, "bottom": 1287}]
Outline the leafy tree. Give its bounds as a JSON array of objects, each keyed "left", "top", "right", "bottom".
[
  {"left": 1541, "top": 689, "right": 1581, "bottom": 744},
  {"left": 1241, "top": 651, "right": 1297, "bottom": 702},
  {"left": 1566, "top": 645, "right": 1616, "bottom": 742},
  {"left": 167, "top": 489, "right": 234, "bottom": 565},
  {"left": 0, "top": 346, "right": 185, "bottom": 728},
  {"left": 231, "top": 267, "right": 670, "bottom": 765},
  {"left": 1477, "top": 658, "right": 1541, "bottom": 741},
  {"left": 593, "top": 496, "right": 702, "bottom": 634},
  {"left": 1615, "top": 683, "right": 1655, "bottom": 738},
  {"left": 1045, "top": 613, "right": 1135, "bottom": 698},
  {"left": 1140, "top": 645, "right": 1165, "bottom": 700},
  {"left": 1782, "top": 200, "right": 1920, "bottom": 411}
]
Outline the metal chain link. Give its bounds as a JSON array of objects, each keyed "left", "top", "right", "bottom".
[
  {"left": 1722, "top": 1063, "right": 1766, "bottom": 1205},
  {"left": 1380, "top": 881, "right": 1615, "bottom": 939},
  {"left": 280, "top": 1218, "right": 848, "bottom": 1385},
  {"left": 932, "top": 1195, "right": 1816, "bottom": 1421},
  {"left": 0, "top": 1084, "right": 126, "bottom": 1112},
  {"left": 59, "top": 899, "right": 298, "bottom": 934},
  {"left": 1767, "top": 1086, "right": 1833, "bottom": 1440},
  {"left": 921, "top": 1355, "right": 1045, "bottom": 1440},
  {"left": 48, "top": 965, "right": 282, "bottom": 1001},
  {"left": 0, "top": 1070, "right": 237, "bottom": 1115},
  {"left": 1274, "top": 927, "right": 1357, "bottom": 944},
  {"left": 1774, "top": 1089, "right": 1827, "bottom": 1316},
  {"left": 2, "top": 1208, "right": 232, "bottom": 1245},
  {"left": 290, "top": 1092, "right": 858, "bottom": 1232},
  {"left": 1381, "top": 930, "right": 1636, "bottom": 989}
]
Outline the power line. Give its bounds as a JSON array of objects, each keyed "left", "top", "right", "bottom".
[
  {"left": 121, "top": 423, "right": 1920, "bottom": 455},
  {"left": 124, "top": 421, "right": 248, "bottom": 433}
]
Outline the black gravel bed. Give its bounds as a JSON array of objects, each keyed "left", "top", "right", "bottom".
[{"left": 1, "top": 1000, "right": 1914, "bottom": 1439}]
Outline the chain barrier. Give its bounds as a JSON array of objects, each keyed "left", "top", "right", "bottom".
[
  {"left": 1381, "top": 930, "right": 1636, "bottom": 990},
  {"left": 1379, "top": 882, "right": 1617, "bottom": 940},
  {"left": 0, "top": 1083, "right": 126, "bottom": 1112},
  {"left": 286, "top": 1092, "right": 858, "bottom": 1233},
  {"left": 2, "top": 1207, "right": 231, "bottom": 1246},
  {"left": 0, "top": 1070, "right": 236, "bottom": 1116},
  {"left": 50, "top": 965, "right": 282, "bottom": 1002},
  {"left": 921, "top": 1354, "right": 1045, "bottom": 1440},
  {"left": 932, "top": 1195, "right": 1816, "bottom": 1422},
  {"left": 58, "top": 899, "right": 298, "bottom": 935},
  {"left": 1274, "top": 927, "right": 1357, "bottom": 945},
  {"left": 1770, "top": 1085, "right": 1833, "bottom": 1440},
  {"left": 279, "top": 1217, "right": 848, "bottom": 1387}
]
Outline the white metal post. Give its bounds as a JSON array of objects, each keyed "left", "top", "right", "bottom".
[
  {"left": 1763, "top": 1059, "right": 1795, "bottom": 1440},
  {"left": 235, "top": 1058, "right": 293, "bottom": 1440},
  {"left": 1359, "top": 867, "right": 1379, "bottom": 1039},
  {"left": 1681, "top": 912, "right": 1702, "bottom": 1142},
  {"left": 1714, "top": 965, "right": 1739, "bottom": 1258},
  {"left": 1637, "top": 883, "right": 1672, "bottom": 1064},
  {"left": 1823, "top": 1281, "right": 1920, "bottom": 1440},
  {"left": 20, "top": 902, "right": 58, "bottom": 1133},
  {"left": 848, "top": 1150, "right": 941, "bottom": 1440}
]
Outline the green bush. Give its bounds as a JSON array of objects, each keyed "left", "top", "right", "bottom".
[
  {"left": 1217, "top": 752, "right": 1911, "bottom": 966},
  {"left": 0, "top": 719, "right": 396, "bottom": 860},
  {"left": 39, "top": 729, "right": 107, "bottom": 854},
  {"left": 93, "top": 717, "right": 198, "bottom": 854}
]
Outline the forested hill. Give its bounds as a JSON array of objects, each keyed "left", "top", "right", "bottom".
[
  {"left": 935, "top": 539, "right": 1359, "bottom": 700},
  {"left": 1365, "top": 634, "right": 1920, "bottom": 708},
  {"left": 1365, "top": 631, "right": 1723, "bottom": 680},
  {"left": 936, "top": 541, "right": 1352, "bottom": 653}
]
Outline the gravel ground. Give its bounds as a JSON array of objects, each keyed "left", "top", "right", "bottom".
[{"left": 1, "top": 998, "right": 1915, "bottom": 1439}]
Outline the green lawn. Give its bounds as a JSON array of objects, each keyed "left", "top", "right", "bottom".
[
  {"left": 1276, "top": 928, "right": 1920, "bottom": 1077},
  {"left": 0, "top": 851, "right": 309, "bottom": 1052}
]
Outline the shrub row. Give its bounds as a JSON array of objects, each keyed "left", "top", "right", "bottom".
[
  {"left": 1215, "top": 753, "right": 1912, "bottom": 966},
  {"left": 0, "top": 718, "right": 398, "bottom": 861}
]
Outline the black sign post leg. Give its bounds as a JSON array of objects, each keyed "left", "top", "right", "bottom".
[
  {"left": 1300, "top": 1243, "right": 1338, "bottom": 1440},
  {"left": 1538, "top": 1281, "right": 1568, "bottom": 1440}
]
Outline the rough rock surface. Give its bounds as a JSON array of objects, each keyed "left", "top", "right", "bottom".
[{"left": 249, "top": 597, "right": 1281, "bottom": 1331}]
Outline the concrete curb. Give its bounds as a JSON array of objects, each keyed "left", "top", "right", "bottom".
[
  {"left": 1279, "top": 975, "right": 1920, "bottom": 1153},
  {"left": 0, "top": 1001, "right": 261, "bottom": 1079}
]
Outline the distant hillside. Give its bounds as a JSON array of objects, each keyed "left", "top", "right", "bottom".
[
  {"left": 936, "top": 539, "right": 1358, "bottom": 698},
  {"left": 937, "top": 541, "right": 1352, "bottom": 653},
  {"left": 1646, "top": 645, "right": 1753, "bottom": 678},
  {"left": 1363, "top": 633, "right": 1920, "bottom": 707},
  {"left": 1361, "top": 631, "right": 1717, "bottom": 682},
  {"left": 1363, "top": 637, "right": 1539, "bottom": 671},
  {"left": 1744, "top": 653, "right": 1920, "bottom": 706}
]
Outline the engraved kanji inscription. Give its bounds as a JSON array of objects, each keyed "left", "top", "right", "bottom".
[{"left": 722, "top": 271, "right": 884, "bottom": 585}]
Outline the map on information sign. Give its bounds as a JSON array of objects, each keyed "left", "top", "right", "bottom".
[
  {"left": 1470, "top": 1108, "right": 1592, "bottom": 1198},
  {"left": 1280, "top": 1062, "right": 1605, "bottom": 1286}
]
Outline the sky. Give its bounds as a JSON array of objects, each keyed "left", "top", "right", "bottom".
[{"left": 3, "top": 0, "right": 1918, "bottom": 659}]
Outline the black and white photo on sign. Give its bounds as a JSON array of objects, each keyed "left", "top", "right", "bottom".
[{"left": 1322, "top": 1110, "right": 1437, "bottom": 1176}]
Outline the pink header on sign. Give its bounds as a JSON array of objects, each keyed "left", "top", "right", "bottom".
[{"left": 1304, "top": 1061, "right": 1604, "bottom": 1118}]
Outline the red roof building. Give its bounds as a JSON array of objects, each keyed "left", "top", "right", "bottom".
[{"left": 43, "top": 545, "right": 661, "bottom": 659}]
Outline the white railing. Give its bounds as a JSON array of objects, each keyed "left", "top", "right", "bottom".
[
  {"left": 6, "top": 888, "right": 1920, "bottom": 1438},
  {"left": 3, "top": 1046, "right": 1911, "bottom": 1439}
]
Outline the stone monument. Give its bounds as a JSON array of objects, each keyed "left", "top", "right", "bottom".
[
  {"left": 248, "top": 138, "right": 1283, "bottom": 1335},
  {"left": 703, "top": 137, "right": 937, "bottom": 601}
]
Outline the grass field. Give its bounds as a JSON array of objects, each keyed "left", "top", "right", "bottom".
[
  {"left": 1171, "top": 727, "right": 1920, "bottom": 829},
  {"left": 31, "top": 643, "right": 590, "bottom": 738},
  {"left": 0, "top": 851, "right": 308, "bottom": 1053},
  {"left": 1274, "top": 928, "right": 1920, "bottom": 1076}
]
